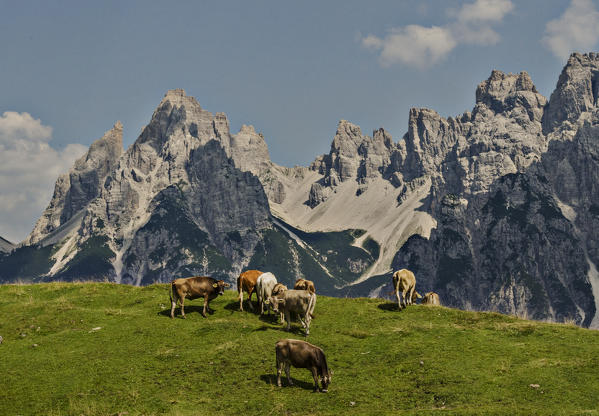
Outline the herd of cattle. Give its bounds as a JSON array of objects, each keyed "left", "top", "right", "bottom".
[{"left": 169, "top": 268, "right": 440, "bottom": 392}]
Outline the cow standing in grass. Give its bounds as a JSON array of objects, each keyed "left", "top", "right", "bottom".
[
  {"left": 256, "top": 272, "right": 278, "bottom": 315},
  {"left": 270, "top": 289, "right": 316, "bottom": 335},
  {"left": 392, "top": 269, "right": 422, "bottom": 309},
  {"left": 275, "top": 339, "right": 331, "bottom": 392},
  {"left": 170, "top": 276, "right": 230, "bottom": 319},
  {"left": 237, "top": 269, "right": 262, "bottom": 311}
]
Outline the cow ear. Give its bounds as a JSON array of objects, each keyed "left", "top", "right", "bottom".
[
  {"left": 213, "top": 283, "right": 218, "bottom": 288},
  {"left": 224, "top": 283, "right": 231, "bottom": 287}
]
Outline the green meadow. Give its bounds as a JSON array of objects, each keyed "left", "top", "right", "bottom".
[{"left": 1, "top": 282, "right": 598, "bottom": 415}]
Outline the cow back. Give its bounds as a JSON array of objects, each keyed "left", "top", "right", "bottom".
[
  {"left": 280, "top": 289, "right": 314, "bottom": 313},
  {"left": 238, "top": 269, "right": 262, "bottom": 292},
  {"left": 174, "top": 276, "right": 217, "bottom": 299}
]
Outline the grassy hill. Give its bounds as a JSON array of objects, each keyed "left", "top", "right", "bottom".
[{"left": 1, "top": 283, "right": 599, "bottom": 415}]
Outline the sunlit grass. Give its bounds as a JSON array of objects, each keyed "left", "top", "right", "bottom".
[{"left": 1, "top": 282, "right": 599, "bottom": 415}]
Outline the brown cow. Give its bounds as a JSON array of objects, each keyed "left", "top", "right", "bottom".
[
  {"left": 293, "top": 278, "right": 315, "bottom": 294},
  {"left": 170, "top": 276, "right": 230, "bottom": 319},
  {"left": 237, "top": 269, "right": 262, "bottom": 311},
  {"left": 275, "top": 339, "right": 331, "bottom": 392},
  {"left": 392, "top": 269, "right": 422, "bottom": 309},
  {"left": 422, "top": 292, "right": 441, "bottom": 306}
]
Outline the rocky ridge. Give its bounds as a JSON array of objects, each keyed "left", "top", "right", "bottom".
[{"left": 3, "top": 53, "right": 599, "bottom": 326}]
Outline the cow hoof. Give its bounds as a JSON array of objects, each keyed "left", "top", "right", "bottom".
[
  {"left": 182, "top": 315, "right": 186, "bottom": 319},
  {"left": 321, "top": 389, "right": 328, "bottom": 393}
]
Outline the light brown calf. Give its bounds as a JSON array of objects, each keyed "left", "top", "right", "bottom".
[{"left": 422, "top": 292, "right": 441, "bottom": 306}]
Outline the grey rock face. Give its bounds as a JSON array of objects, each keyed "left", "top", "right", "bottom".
[
  {"left": 26, "top": 122, "right": 123, "bottom": 245},
  {"left": 0, "top": 237, "right": 14, "bottom": 253},
  {"left": 543, "top": 53, "right": 599, "bottom": 134}
]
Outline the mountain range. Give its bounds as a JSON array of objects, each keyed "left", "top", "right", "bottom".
[{"left": 3, "top": 52, "right": 599, "bottom": 327}]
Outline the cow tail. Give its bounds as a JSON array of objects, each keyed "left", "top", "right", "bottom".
[
  {"left": 308, "top": 292, "right": 316, "bottom": 319},
  {"left": 237, "top": 275, "right": 242, "bottom": 300}
]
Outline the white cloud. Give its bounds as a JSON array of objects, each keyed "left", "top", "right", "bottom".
[
  {"left": 361, "top": 0, "right": 513, "bottom": 68},
  {"left": 364, "top": 25, "right": 457, "bottom": 68},
  {"left": 543, "top": 0, "right": 599, "bottom": 60},
  {"left": 456, "top": 0, "right": 514, "bottom": 22},
  {"left": 0, "top": 112, "right": 86, "bottom": 243}
]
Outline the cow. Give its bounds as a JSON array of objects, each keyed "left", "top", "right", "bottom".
[
  {"left": 392, "top": 269, "right": 422, "bottom": 310},
  {"left": 237, "top": 269, "right": 262, "bottom": 311},
  {"left": 256, "top": 272, "right": 278, "bottom": 315},
  {"left": 275, "top": 339, "right": 331, "bottom": 392},
  {"left": 422, "top": 292, "right": 441, "bottom": 306},
  {"left": 293, "top": 278, "right": 316, "bottom": 294},
  {"left": 170, "top": 276, "right": 230, "bottom": 319},
  {"left": 270, "top": 289, "right": 316, "bottom": 335},
  {"left": 271, "top": 283, "right": 288, "bottom": 322}
]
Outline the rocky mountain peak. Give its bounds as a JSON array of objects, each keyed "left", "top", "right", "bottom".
[
  {"left": 475, "top": 70, "right": 543, "bottom": 116},
  {"left": 26, "top": 122, "right": 124, "bottom": 245},
  {"left": 543, "top": 52, "right": 599, "bottom": 133}
]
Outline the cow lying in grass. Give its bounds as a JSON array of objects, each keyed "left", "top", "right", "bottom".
[
  {"left": 422, "top": 292, "right": 441, "bottom": 306},
  {"left": 275, "top": 339, "right": 331, "bottom": 392},
  {"left": 392, "top": 269, "right": 422, "bottom": 309},
  {"left": 170, "top": 276, "right": 230, "bottom": 319}
]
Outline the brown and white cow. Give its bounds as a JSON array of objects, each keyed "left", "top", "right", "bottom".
[
  {"left": 275, "top": 339, "right": 331, "bottom": 392},
  {"left": 170, "top": 276, "right": 230, "bottom": 319},
  {"left": 270, "top": 289, "right": 316, "bottom": 335},
  {"left": 422, "top": 292, "right": 441, "bottom": 306},
  {"left": 237, "top": 269, "right": 262, "bottom": 311},
  {"left": 392, "top": 269, "right": 422, "bottom": 309},
  {"left": 293, "top": 278, "right": 316, "bottom": 294}
]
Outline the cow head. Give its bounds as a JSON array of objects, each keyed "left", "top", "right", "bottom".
[
  {"left": 212, "top": 280, "right": 231, "bottom": 295},
  {"left": 272, "top": 283, "right": 287, "bottom": 297},
  {"left": 269, "top": 295, "right": 285, "bottom": 313},
  {"left": 321, "top": 369, "right": 332, "bottom": 392}
]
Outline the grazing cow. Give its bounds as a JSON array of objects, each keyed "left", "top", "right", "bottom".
[
  {"left": 256, "top": 272, "right": 278, "bottom": 315},
  {"left": 271, "top": 283, "right": 288, "bottom": 323},
  {"left": 392, "top": 269, "right": 422, "bottom": 310},
  {"left": 237, "top": 269, "right": 262, "bottom": 311},
  {"left": 422, "top": 292, "right": 441, "bottom": 306},
  {"left": 170, "top": 276, "right": 230, "bottom": 319},
  {"left": 275, "top": 339, "right": 331, "bottom": 392},
  {"left": 270, "top": 289, "right": 316, "bottom": 335},
  {"left": 293, "top": 278, "right": 316, "bottom": 294}
]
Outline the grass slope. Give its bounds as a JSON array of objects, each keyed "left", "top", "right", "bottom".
[{"left": 1, "top": 283, "right": 599, "bottom": 415}]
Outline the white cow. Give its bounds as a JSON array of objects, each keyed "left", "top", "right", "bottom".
[{"left": 256, "top": 272, "right": 278, "bottom": 315}]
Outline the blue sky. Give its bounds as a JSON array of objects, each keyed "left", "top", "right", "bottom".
[{"left": 1, "top": 0, "right": 598, "bottom": 242}]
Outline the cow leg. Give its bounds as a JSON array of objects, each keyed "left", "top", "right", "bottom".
[
  {"left": 407, "top": 286, "right": 414, "bottom": 306},
  {"left": 170, "top": 294, "right": 178, "bottom": 319},
  {"left": 202, "top": 296, "right": 208, "bottom": 318},
  {"left": 180, "top": 297, "right": 186, "bottom": 319},
  {"left": 396, "top": 290, "right": 402, "bottom": 310},
  {"left": 248, "top": 288, "right": 255, "bottom": 311},
  {"left": 310, "top": 367, "right": 319, "bottom": 392},
  {"left": 276, "top": 360, "right": 283, "bottom": 387},
  {"left": 285, "top": 311, "right": 291, "bottom": 331},
  {"left": 239, "top": 288, "right": 244, "bottom": 311},
  {"left": 285, "top": 363, "right": 293, "bottom": 386}
]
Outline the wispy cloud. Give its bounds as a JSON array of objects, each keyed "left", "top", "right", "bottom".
[
  {"left": 361, "top": 0, "right": 513, "bottom": 68},
  {"left": 543, "top": 0, "right": 599, "bottom": 60},
  {"left": 0, "top": 112, "right": 86, "bottom": 243}
]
